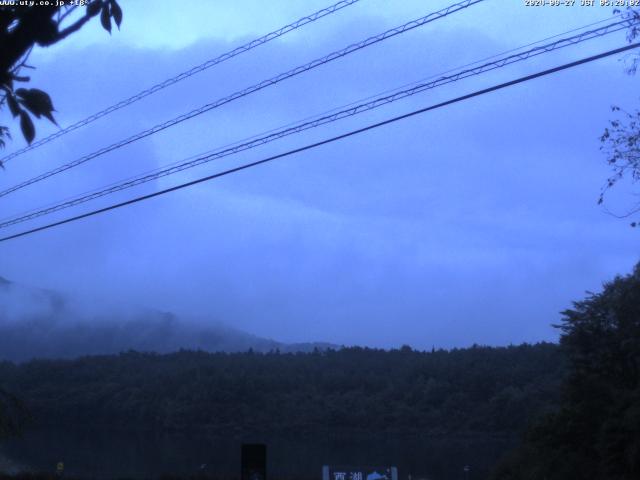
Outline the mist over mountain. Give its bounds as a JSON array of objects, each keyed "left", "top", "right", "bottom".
[{"left": 0, "top": 276, "right": 334, "bottom": 362}]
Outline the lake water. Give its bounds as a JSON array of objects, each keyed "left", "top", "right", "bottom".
[{"left": 0, "top": 428, "right": 515, "bottom": 479}]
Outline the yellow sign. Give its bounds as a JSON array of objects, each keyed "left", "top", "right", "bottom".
[{"left": 56, "top": 462, "right": 64, "bottom": 472}]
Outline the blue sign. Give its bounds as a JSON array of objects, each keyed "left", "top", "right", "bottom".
[{"left": 322, "top": 466, "right": 398, "bottom": 480}]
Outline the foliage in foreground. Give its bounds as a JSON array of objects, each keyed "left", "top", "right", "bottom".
[
  {"left": 492, "top": 265, "right": 640, "bottom": 480},
  {"left": 0, "top": 0, "right": 122, "bottom": 152}
]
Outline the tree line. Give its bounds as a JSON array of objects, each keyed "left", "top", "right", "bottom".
[{"left": 0, "top": 343, "right": 563, "bottom": 436}]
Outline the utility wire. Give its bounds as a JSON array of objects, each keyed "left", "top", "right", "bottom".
[
  {"left": 7, "top": 11, "right": 623, "bottom": 212},
  {"left": 0, "top": 18, "right": 632, "bottom": 229},
  {"left": 3, "top": 10, "right": 618, "bottom": 146},
  {"left": 6, "top": 14, "right": 622, "bottom": 225},
  {"left": 1, "top": 42, "right": 637, "bottom": 244},
  {"left": 94, "top": 12, "right": 629, "bottom": 187},
  {"left": 0, "top": 0, "right": 362, "bottom": 165},
  {"left": 0, "top": 0, "right": 484, "bottom": 199}
]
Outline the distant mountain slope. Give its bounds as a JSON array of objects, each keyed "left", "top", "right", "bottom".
[{"left": 0, "top": 276, "right": 335, "bottom": 362}]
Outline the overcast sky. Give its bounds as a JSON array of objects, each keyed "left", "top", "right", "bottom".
[{"left": 0, "top": 0, "right": 638, "bottom": 348}]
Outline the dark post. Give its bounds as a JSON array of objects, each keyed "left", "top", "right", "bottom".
[{"left": 241, "top": 443, "right": 267, "bottom": 480}]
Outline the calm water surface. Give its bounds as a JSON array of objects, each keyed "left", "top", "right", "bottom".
[{"left": 0, "top": 428, "right": 515, "bottom": 480}]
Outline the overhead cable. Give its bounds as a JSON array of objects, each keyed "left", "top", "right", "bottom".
[
  {"left": 1, "top": 41, "right": 637, "bottom": 243},
  {"left": 0, "top": 18, "right": 631, "bottom": 229},
  {"left": 0, "top": 0, "right": 484, "bottom": 198},
  {"left": 0, "top": 0, "right": 362, "bottom": 165}
]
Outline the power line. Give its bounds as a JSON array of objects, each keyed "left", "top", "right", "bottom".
[
  {"left": 0, "top": 18, "right": 632, "bottom": 229},
  {"left": 0, "top": 0, "right": 484, "bottom": 199},
  {"left": 101, "top": 12, "right": 629, "bottom": 185},
  {"left": 1, "top": 42, "right": 637, "bottom": 244},
  {"left": 0, "top": 0, "right": 362, "bottom": 165}
]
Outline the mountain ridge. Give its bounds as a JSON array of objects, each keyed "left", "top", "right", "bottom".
[{"left": 0, "top": 276, "right": 337, "bottom": 362}]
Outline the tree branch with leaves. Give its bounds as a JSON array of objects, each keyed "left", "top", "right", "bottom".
[
  {"left": 0, "top": 0, "right": 122, "bottom": 165},
  {"left": 599, "top": 7, "right": 640, "bottom": 226},
  {"left": 0, "top": 0, "right": 122, "bottom": 436}
]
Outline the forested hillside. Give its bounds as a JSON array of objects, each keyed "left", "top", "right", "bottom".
[{"left": 0, "top": 343, "right": 563, "bottom": 435}]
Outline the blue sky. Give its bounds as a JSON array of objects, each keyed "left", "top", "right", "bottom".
[{"left": 0, "top": 0, "right": 638, "bottom": 348}]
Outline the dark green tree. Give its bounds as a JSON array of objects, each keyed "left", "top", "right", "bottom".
[{"left": 493, "top": 264, "right": 640, "bottom": 480}]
